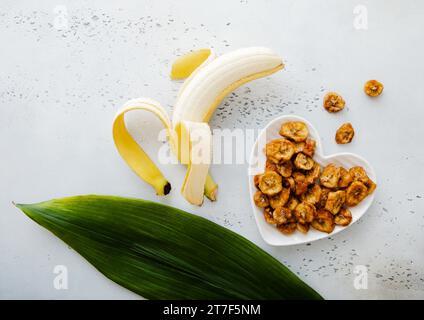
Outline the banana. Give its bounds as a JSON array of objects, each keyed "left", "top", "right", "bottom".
[
  {"left": 172, "top": 47, "right": 284, "bottom": 125},
  {"left": 179, "top": 121, "right": 212, "bottom": 206},
  {"left": 112, "top": 47, "right": 284, "bottom": 205}
]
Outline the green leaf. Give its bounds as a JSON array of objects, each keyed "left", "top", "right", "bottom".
[{"left": 16, "top": 195, "right": 322, "bottom": 300}]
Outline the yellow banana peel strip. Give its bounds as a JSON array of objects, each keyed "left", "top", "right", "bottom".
[
  {"left": 112, "top": 98, "right": 174, "bottom": 196},
  {"left": 180, "top": 121, "right": 212, "bottom": 206},
  {"left": 171, "top": 48, "right": 213, "bottom": 80},
  {"left": 175, "top": 49, "right": 216, "bottom": 96}
]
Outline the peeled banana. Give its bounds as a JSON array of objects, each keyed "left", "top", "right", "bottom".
[{"left": 112, "top": 47, "right": 284, "bottom": 205}]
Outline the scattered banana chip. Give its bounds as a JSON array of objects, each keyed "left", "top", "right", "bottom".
[
  {"left": 279, "top": 121, "right": 309, "bottom": 142},
  {"left": 253, "top": 120, "right": 376, "bottom": 236},
  {"left": 323, "top": 92, "right": 345, "bottom": 113},
  {"left": 335, "top": 123, "right": 355, "bottom": 144},
  {"left": 364, "top": 80, "right": 384, "bottom": 97}
]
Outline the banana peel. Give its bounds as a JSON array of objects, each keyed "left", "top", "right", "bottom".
[{"left": 171, "top": 48, "right": 212, "bottom": 80}]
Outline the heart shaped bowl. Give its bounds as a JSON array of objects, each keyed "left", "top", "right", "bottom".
[{"left": 248, "top": 115, "right": 377, "bottom": 246}]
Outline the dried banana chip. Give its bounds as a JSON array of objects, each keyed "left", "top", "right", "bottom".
[
  {"left": 277, "top": 222, "right": 297, "bottom": 235},
  {"left": 323, "top": 92, "right": 345, "bottom": 113},
  {"left": 286, "top": 197, "right": 299, "bottom": 210},
  {"left": 273, "top": 206, "right": 293, "bottom": 225},
  {"left": 269, "top": 188, "right": 291, "bottom": 209},
  {"left": 306, "top": 162, "right": 321, "bottom": 184},
  {"left": 311, "top": 209, "right": 335, "bottom": 233},
  {"left": 297, "top": 222, "right": 310, "bottom": 234},
  {"left": 303, "top": 138, "right": 316, "bottom": 157},
  {"left": 317, "top": 187, "right": 331, "bottom": 209},
  {"left": 254, "top": 190, "right": 269, "bottom": 208},
  {"left": 276, "top": 161, "right": 293, "bottom": 178},
  {"left": 325, "top": 190, "right": 346, "bottom": 215},
  {"left": 348, "top": 167, "right": 377, "bottom": 195},
  {"left": 263, "top": 207, "right": 277, "bottom": 224},
  {"left": 265, "top": 159, "right": 278, "bottom": 172},
  {"left": 293, "top": 172, "right": 309, "bottom": 196},
  {"left": 301, "top": 184, "right": 322, "bottom": 205},
  {"left": 364, "top": 178, "right": 377, "bottom": 195},
  {"left": 349, "top": 166, "right": 368, "bottom": 182},
  {"left": 282, "top": 177, "right": 296, "bottom": 192},
  {"left": 258, "top": 171, "right": 282, "bottom": 196},
  {"left": 279, "top": 121, "right": 309, "bottom": 142},
  {"left": 293, "top": 141, "right": 305, "bottom": 153},
  {"left": 294, "top": 202, "right": 316, "bottom": 224},
  {"left": 334, "top": 208, "right": 352, "bottom": 226},
  {"left": 254, "top": 174, "right": 261, "bottom": 188},
  {"left": 338, "top": 167, "right": 353, "bottom": 188},
  {"left": 335, "top": 123, "right": 355, "bottom": 144},
  {"left": 266, "top": 139, "right": 295, "bottom": 163},
  {"left": 294, "top": 153, "right": 314, "bottom": 170},
  {"left": 346, "top": 181, "right": 368, "bottom": 206},
  {"left": 292, "top": 139, "right": 315, "bottom": 157},
  {"left": 364, "top": 80, "right": 384, "bottom": 97},
  {"left": 320, "top": 164, "right": 341, "bottom": 189}
]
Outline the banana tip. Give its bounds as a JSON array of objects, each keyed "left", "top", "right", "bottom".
[
  {"left": 164, "top": 182, "right": 172, "bottom": 195},
  {"left": 208, "top": 187, "right": 218, "bottom": 201}
]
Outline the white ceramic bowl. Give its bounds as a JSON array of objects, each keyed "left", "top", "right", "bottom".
[{"left": 248, "top": 115, "right": 376, "bottom": 246}]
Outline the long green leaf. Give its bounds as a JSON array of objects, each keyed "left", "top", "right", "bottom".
[{"left": 16, "top": 195, "right": 322, "bottom": 299}]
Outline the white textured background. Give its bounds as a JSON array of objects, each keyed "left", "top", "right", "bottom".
[{"left": 1, "top": 0, "right": 423, "bottom": 299}]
